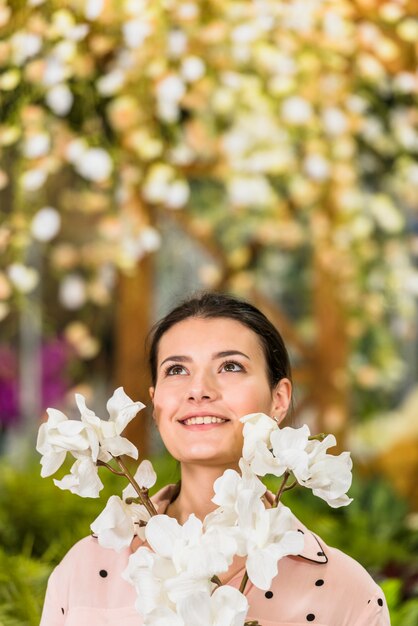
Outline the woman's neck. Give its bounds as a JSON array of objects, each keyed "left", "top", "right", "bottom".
[{"left": 166, "top": 462, "right": 237, "bottom": 524}]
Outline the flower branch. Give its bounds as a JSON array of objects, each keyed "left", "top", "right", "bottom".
[{"left": 38, "top": 395, "right": 353, "bottom": 626}]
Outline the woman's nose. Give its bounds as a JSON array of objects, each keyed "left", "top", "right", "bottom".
[{"left": 186, "top": 372, "right": 218, "bottom": 402}]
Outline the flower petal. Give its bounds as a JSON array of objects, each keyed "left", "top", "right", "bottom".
[
  {"left": 145, "top": 515, "right": 181, "bottom": 558},
  {"left": 91, "top": 495, "right": 135, "bottom": 550}
]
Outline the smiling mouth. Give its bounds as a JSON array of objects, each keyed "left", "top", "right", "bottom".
[{"left": 180, "top": 416, "right": 229, "bottom": 425}]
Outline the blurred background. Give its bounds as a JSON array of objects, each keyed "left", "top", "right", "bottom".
[{"left": 0, "top": 0, "right": 417, "bottom": 624}]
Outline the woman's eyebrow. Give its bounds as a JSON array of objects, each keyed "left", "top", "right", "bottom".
[
  {"left": 213, "top": 350, "right": 250, "bottom": 360},
  {"left": 159, "top": 355, "right": 191, "bottom": 367}
]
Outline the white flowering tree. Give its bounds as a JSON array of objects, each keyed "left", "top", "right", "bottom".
[{"left": 1, "top": 0, "right": 417, "bottom": 448}]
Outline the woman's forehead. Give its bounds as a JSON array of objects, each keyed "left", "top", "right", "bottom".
[{"left": 157, "top": 316, "right": 264, "bottom": 358}]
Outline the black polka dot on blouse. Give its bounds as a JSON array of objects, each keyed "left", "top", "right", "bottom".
[
  {"left": 317, "top": 551, "right": 325, "bottom": 557},
  {"left": 61, "top": 608, "right": 64, "bottom": 614},
  {"left": 315, "top": 579, "right": 324, "bottom": 586},
  {"left": 306, "top": 614, "right": 316, "bottom": 622},
  {"left": 99, "top": 569, "right": 108, "bottom": 578},
  {"left": 265, "top": 591, "right": 274, "bottom": 599},
  {"left": 378, "top": 598, "right": 383, "bottom": 606}
]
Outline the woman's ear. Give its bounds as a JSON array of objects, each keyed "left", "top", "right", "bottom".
[
  {"left": 271, "top": 378, "right": 292, "bottom": 425},
  {"left": 149, "top": 386, "right": 155, "bottom": 401}
]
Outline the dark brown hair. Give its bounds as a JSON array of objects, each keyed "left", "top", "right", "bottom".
[{"left": 148, "top": 292, "right": 292, "bottom": 389}]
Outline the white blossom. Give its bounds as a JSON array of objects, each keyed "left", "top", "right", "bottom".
[
  {"left": 208, "top": 459, "right": 303, "bottom": 590},
  {"left": 181, "top": 56, "right": 205, "bottom": 82},
  {"left": 123, "top": 19, "right": 152, "bottom": 48},
  {"left": 59, "top": 274, "right": 87, "bottom": 310},
  {"left": 76, "top": 387, "right": 144, "bottom": 462},
  {"left": 23, "top": 133, "right": 50, "bottom": 159},
  {"left": 46, "top": 84, "right": 73, "bottom": 116},
  {"left": 176, "top": 586, "right": 248, "bottom": 626},
  {"left": 11, "top": 32, "right": 42, "bottom": 65},
  {"left": 36, "top": 407, "right": 99, "bottom": 477},
  {"left": 91, "top": 495, "right": 150, "bottom": 550},
  {"left": 31, "top": 206, "right": 61, "bottom": 241},
  {"left": 123, "top": 460, "right": 157, "bottom": 496},
  {"left": 281, "top": 96, "right": 313, "bottom": 124},
  {"left": 74, "top": 147, "right": 113, "bottom": 182},
  {"left": 54, "top": 457, "right": 104, "bottom": 498},
  {"left": 97, "top": 70, "right": 125, "bottom": 96},
  {"left": 304, "top": 154, "right": 331, "bottom": 181},
  {"left": 8, "top": 263, "right": 39, "bottom": 293},
  {"left": 21, "top": 168, "right": 47, "bottom": 191},
  {"left": 301, "top": 435, "right": 353, "bottom": 508},
  {"left": 241, "top": 414, "right": 353, "bottom": 508},
  {"left": 43, "top": 57, "right": 70, "bottom": 86},
  {"left": 85, "top": 0, "right": 104, "bottom": 20}
]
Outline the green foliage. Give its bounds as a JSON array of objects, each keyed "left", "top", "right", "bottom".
[
  {"left": 381, "top": 579, "right": 418, "bottom": 626},
  {"left": 0, "top": 548, "right": 51, "bottom": 626}
]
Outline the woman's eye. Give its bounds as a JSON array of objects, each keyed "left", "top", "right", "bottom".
[
  {"left": 166, "top": 364, "right": 187, "bottom": 376},
  {"left": 221, "top": 361, "right": 243, "bottom": 372}
]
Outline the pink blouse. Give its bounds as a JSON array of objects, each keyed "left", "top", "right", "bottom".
[{"left": 40, "top": 485, "right": 391, "bottom": 626}]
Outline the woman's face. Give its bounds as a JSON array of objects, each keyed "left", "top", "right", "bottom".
[{"left": 150, "top": 317, "right": 291, "bottom": 468}]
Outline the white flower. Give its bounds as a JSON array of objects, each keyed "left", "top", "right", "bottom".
[
  {"left": 209, "top": 460, "right": 303, "bottom": 590},
  {"left": 143, "top": 606, "right": 184, "bottom": 626},
  {"left": 43, "top": 57, "right": 70, "bottom": 86},
  {"left": 302, "top": 435, "right": 353, "bottom": 508},
  {"left": 46, "top": 84, "right": 73, "bottom": 116},
  {"left": 241, "top": 415, "right": 353, "bottom": 508},
  {"left": 76, "top": 387, "right": 144, "bottom": 462},
  {"left": 85, "top": 0, "right": 104, "bottom": 20},
  {"left": 181, "top": 56, "right": 205, "bottom": 82},
  {"left": 145, "top": 514, "right": 236, "bottom": 582},
  {"left": 123, "top": 545, "right": 210, "bottom": 617},
  {"left": 166, "top": 180, "right": 190, "bottom": 209},
  {"left": 74, "top": 147, "right": 113, "bottom": 182},
  {"left": 322, "top": 107, "right": 348, "bottom": 135},
  {"left": 65, "top": 138, "right": 88, "bottom": 163},
  {"left": 156, "top": 75, "right": 185, "bottom": 103},
  {"left": 21, "top": 168, "right": 47, "bottom": 191},
  {"left": 123, "top": 19, "right": 152, "bottom": 48},
  {"left": 59, "top": 274, "right": 87, "bottom": 310},
  {"left": 123, "top": 460, "right": 157, "bottom": 496},
  {"left": 54, "top": 457, "right": 104, "bottom": 497},
  {"left": 281, "top": 96, "right": 313, "bottom": 125},
  {"left": 91, "top": 495, "right": 150, "bottom": 550},
  {"left": 36, "top": 407, "right": 99, "bottom": 477},
  {"left": 235, "top": 493, "right": 304, "bottom": 589},
  {"left": 97, "top": 70, "right": 125, "bottom": 96},
  {"left": 168, "top": 30, "right": 188, "bottom": 58},
  {"left": 31, "top": 206, "right": 61, "bottom": 242},
  {"left": 7, "top": 263, "right": 39, "bottom": 293},
  {"left": 240, "top": 412, "right": 278, "bottom": 460},
  {"left": 304, "top": 154, "right": 330, "bottom": 181},
  {"left": 176, "top": 586, "right": 248, "bottom": 626},
  {"left": 244, "top": 421, "right": 311, "bottom": 482},
  {"left": 228, "top": 176, "right": 275, "bottom": 207},
  {"left": 23, "top": 133, "right": 50, "bottom": 159},
  {"left": 11, "top": 32, "right": 42, "bottom": 65}
]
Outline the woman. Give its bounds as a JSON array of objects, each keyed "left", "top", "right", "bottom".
[{"left": 40, "top": 292, "right": 390, "bottom": 626}]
